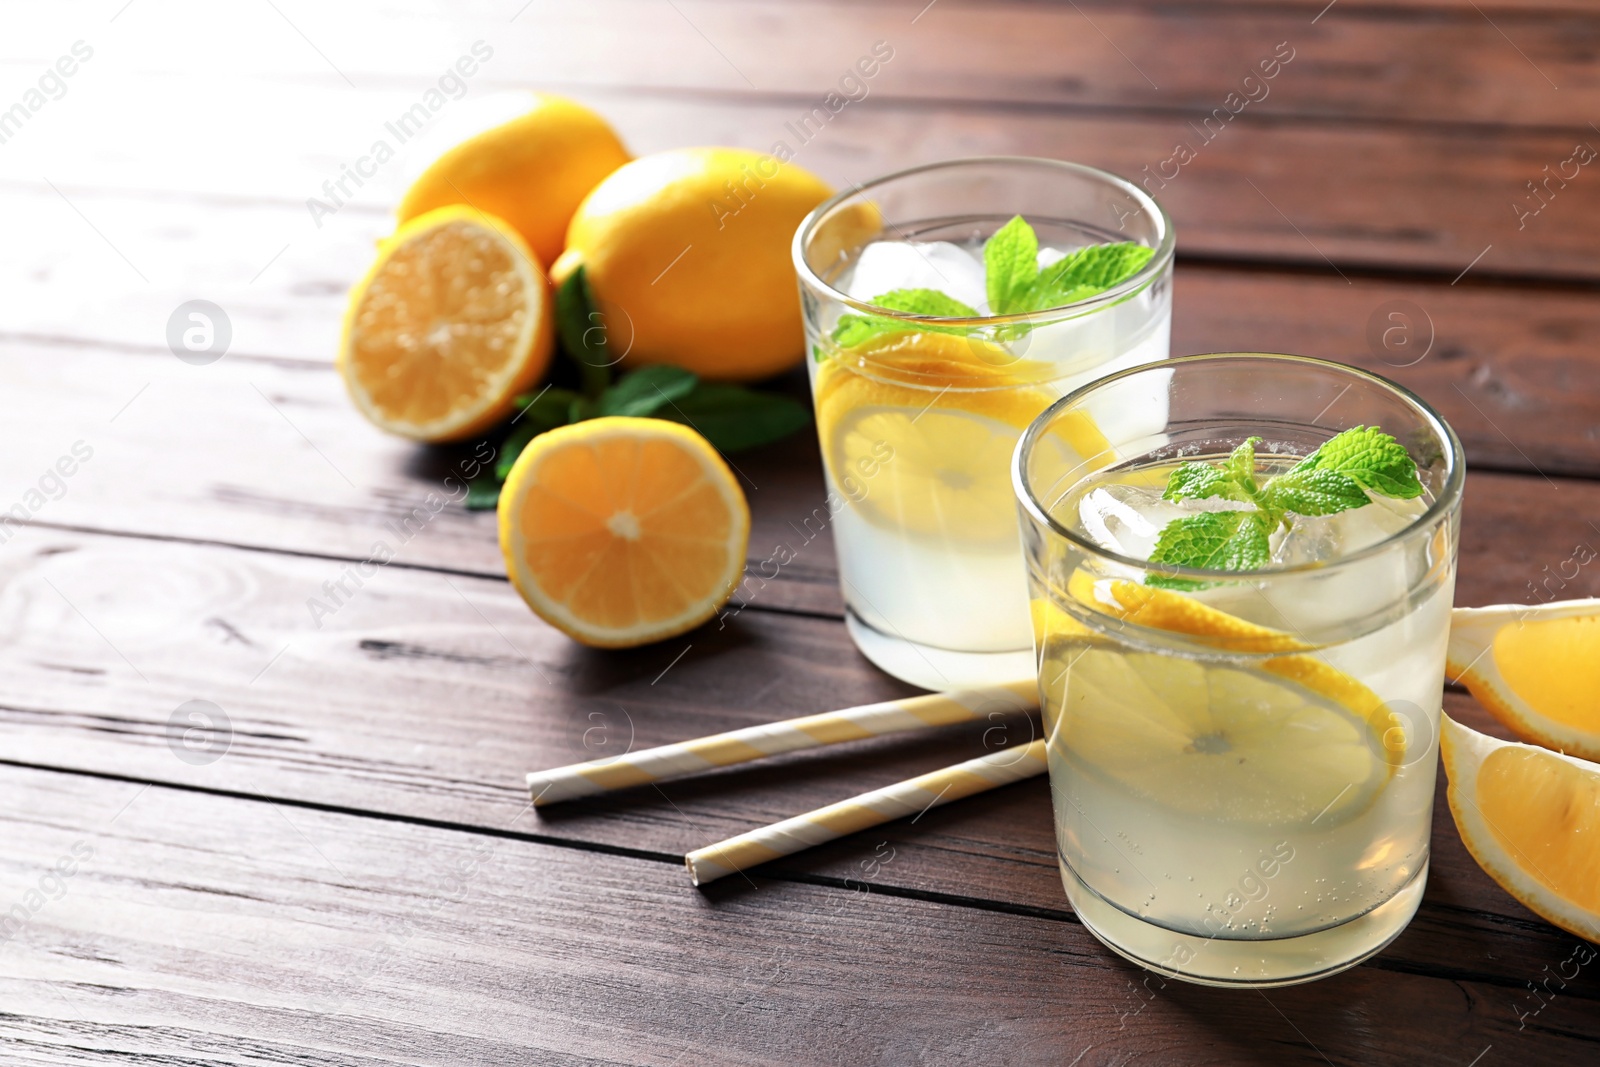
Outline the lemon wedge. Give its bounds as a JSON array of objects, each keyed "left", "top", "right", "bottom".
[
  {"left": 1441, "top": 714, "right": 1600, "bottom": 942},
  {"left": 1448, "top": 599, "right": 1600, "bottom": 761}
]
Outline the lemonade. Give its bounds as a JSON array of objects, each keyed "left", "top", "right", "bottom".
[
  {"left": 1015, "top": 354, "right": 1464, "bottom": 986},
  {"left": 794, "top": 160, "right": 1174, "bottom": 688}
]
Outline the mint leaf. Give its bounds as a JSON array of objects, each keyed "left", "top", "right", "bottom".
[
  {"left": 873, "top": 289, "right": 979, "bottom": 318},
  {"left": 1030, "top": 242, "right": 1154, "bottom": 309},
  {"left": 464, "top": 469, "right": 502, "bottom": 510},
  {"left": 1225, "top": 437, "right": 1263, "bottom": 492},
  {"left": 832, "top": 289, "right": 979, "bottom": 349},
  {"left": 984, "top": 215, "right": 1039, "bottom": 315},
  {"left": 1259, "top": 467, "right": 1369, "bottom": 517},
  {"left": 598, "top": 366, "right": 698, "bottom": 417},
  {"left": 657, "top": 384, "right": 810, "bottom": 453},
  {"left": 1147, "top": 510, "right": 1273, "bottom": 583},
  {"left": 496, "top": 387, "right": 578, "bottom": 480},
  {"left": 1163, "top": 438, "right": 1264, "bottom": 508},
  {"left": 1162, "top": 462, "right": 1250, "bottom": 505},
  {"left": 1291, "top": 425, "right": 1423, "bottom": 500},
  {"left": 554, "top": 267, "right": 613, "bottom": 399},
  {"left": 514, "top": 386, "right": 579, "bottom": 418}
]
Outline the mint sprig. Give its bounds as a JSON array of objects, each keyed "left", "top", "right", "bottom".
[
  {"left": 830, "top": 216, "right": 1154, "bottom": 349},
  {"left": 1146, "top": 427, "right": 1423, "bottom": 587}
]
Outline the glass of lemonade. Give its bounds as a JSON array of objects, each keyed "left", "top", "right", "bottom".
[
  {"left": 793, "top": 158, "right": 1174, "bottom": 689},
  {"left": 1013, "top": 353, "right": 1464, "bottom": 986}
]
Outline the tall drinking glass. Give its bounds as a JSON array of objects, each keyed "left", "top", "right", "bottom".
[
  {"left": 793, "top": 158, "right": 1174, "bottom": 689},
  {"left": 1013, "top": 353, "right": 1464, "bottom": 986}
]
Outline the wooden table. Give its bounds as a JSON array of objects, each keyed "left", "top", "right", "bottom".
[{"left": 3, "top": 3, "right": 1598, "bottom": 1063}]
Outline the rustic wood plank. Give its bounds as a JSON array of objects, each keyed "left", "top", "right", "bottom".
[
  {"left": 8, "top": 0, "right": 1598, "bottom": 129},
  {"left": 0, "top": 513, "right": 1592, "bottom": 980},
  {"left": 1172, "top": 268, "right": 1600, "bottom": 479},
  {"left": 2, "top": 762, "right": 1596, "bottom": 1065},
  {"left": 5, "top": 86, "right": 1600, "bottom": 292}
]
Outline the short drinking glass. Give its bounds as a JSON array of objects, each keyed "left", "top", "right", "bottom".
[
  {"left": 1013, "top": 353, "right": 1464, "bottom": 986},
  {"left": 793, "top": 157, "right": 1174, "bottom": 689}
]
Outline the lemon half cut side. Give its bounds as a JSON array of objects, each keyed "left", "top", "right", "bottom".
[{"left": 339, "top": 205, "right": 553, "bottom": 442}]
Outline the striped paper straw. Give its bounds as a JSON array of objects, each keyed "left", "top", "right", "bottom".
[
  {"left": 526, "top": 679, "right": 1038, "bottom": 806},
  {"left": 684, "top": 738, "right": 1048, "bottom": 885}
]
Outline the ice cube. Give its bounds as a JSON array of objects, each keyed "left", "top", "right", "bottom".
[
  {"left": 1074, "top": 483, "right": 1249, "bottom": 560},
  {"left": 1256, "top": 496, "right": 1431, "bottom": 635},
  {"left": 842, "top": 240, "right": 988, "bottom": 312},
  {"left": 1037, "top": 246, "right": 1070, "bottom": 270},
  {"left": 1271, "top": 495, "right": 1423, "bottom": 567}
]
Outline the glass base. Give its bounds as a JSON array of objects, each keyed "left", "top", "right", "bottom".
[
  {"left": 845, "top": 609, "right": 1036, "bottom": 690},
  {"left": 1061, "top": 855, "right": 1428, "bottom": 988}
]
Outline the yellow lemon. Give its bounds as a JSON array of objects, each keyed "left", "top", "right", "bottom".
[
  {"left": 499, "top": 417, "right": 750, "bottom": 648},
  {"left": 559, "top": 147, "right": 832, "bottom": 381},
  {"left": 339, "top": 206, "right": 553, "bottom": 442},
  {"left": 1448, "top": 599, "right": 1600, "bottom": 760},
  {"left": 1441, "top": 714, "right": 1600, "bottom": 942},
  {"left": 814, "top": 331, "right": 1107, "bottom": 545},
  {"left": 397, "top": 93, "right": 630, "bottom": 268}
]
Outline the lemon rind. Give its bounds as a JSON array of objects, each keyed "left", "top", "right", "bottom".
[{"left": 1440, "top": 714, "right": 1600, "bottom": 942}]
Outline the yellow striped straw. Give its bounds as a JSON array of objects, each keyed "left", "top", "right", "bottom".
[
  {"left": 684, "top": 738, "right": 1048, "bottom": 886},
  {"left": 525, "top": 679, "right": 1038, "bottom": 806}
]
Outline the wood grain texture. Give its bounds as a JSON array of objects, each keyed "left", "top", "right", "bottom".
[
  {"left": 8, "top": 0, "right": 1598, "bottom": 128},
  {"left": 2, "top": 762, "right": 1597, "bottom": 1065},
  {"left": 4, "top": 1, "right": 1600, "bottom": 1057},
  {"left": 5, "top": 83, "right": 1600, "bottom": 305},
  {"left": 0, "top": 518, "right": 1592, "bottom": 982}
]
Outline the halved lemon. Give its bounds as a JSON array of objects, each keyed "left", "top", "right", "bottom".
[
  {"left": 339, "top": 205, "right": 554, "bottom": 442},
  {"left": 1448, "top": 599, "right": 1600, "bottom": 761},
  {"left": 498, "top": 417, "right": 750, "bottom": 648},
  {"left": 815, "top": 332, "right": 1108, "bottom": 545},
  {"left": 1044, "top": 639, "right": 1395, "bottom": 826},
  {"left": 1440, "top": 714, "right": 1600, "bottom": 942}
]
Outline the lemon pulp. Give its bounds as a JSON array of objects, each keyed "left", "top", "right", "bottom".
[{"left": 1491, "top": 614, "right": 1600, "bottom": 733}]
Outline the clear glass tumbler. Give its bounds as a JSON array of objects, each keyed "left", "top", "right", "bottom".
[
  {"left": 793, "top": 158, "right": 1174, "bottom": 690},
  {"left": 1013, "top": 353, "right": 1464, "bottom": 986}
]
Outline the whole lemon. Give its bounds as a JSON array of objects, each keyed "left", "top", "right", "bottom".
[
  {"left": 397, "top": 93, "right": 630, "bottom": 267},
  {"left": 557, "top": 147, "right": 832, "bottom": 381}
]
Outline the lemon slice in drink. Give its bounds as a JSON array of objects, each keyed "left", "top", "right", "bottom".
[
  {"left": 816, "top": 332, "right": 1108, "bottom": 545},
  {"left": 1067, "top": 574, "right": 1309, "bottom": 654},
  {"left": 1039, "top": 579, "right": 1401, "bottom": 827},
  {"left": 1045, "top": 640, "right": 1396, "bottom": 826}
]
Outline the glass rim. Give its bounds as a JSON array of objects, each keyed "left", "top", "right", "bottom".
[
  {"left": 792, "top": 156, "right": 1176, "bottom": 326},
  {"left": 1012, "top": 351, "right": 1467, "bottom": 582}
]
